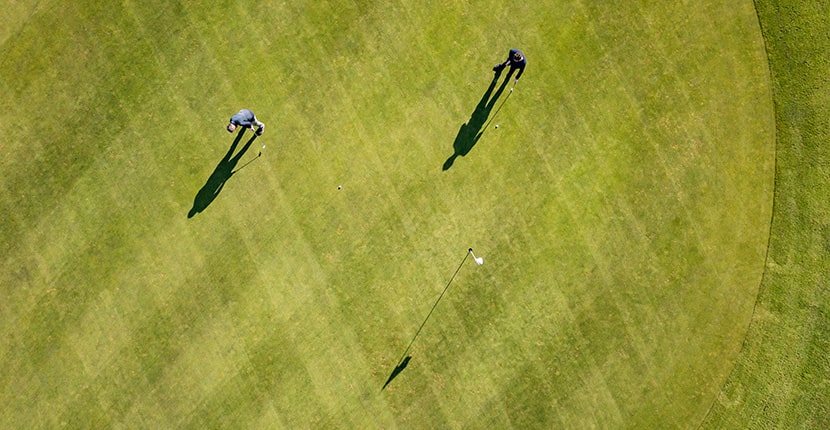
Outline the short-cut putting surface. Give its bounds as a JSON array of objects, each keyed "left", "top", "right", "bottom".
[{"left": 0, "top": 0, "right": 774, "bottom": 428}]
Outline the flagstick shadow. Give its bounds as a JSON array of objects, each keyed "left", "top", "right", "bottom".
[
  {"left": 381, "top": 356, "right": 411, "bottom": 391},
  {"left": 381, "top": 251, "right": 470, "bottom": 391}
]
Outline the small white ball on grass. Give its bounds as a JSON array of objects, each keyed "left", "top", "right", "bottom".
[
  {"left": 495, "top": 124, "right": 499, "bottom": 129},
  {"left": 337, "top": 185, "right": 342, "bottom": 190}
]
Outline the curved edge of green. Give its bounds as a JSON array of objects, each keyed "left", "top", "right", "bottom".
[{"left": 701, "top": 1, "right": 830, "bottom": 428}]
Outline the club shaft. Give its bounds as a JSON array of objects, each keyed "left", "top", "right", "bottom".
[
  {"left": 483, "top": 91, "right": 511, "bottom": 131},
  {"left": 232, "top": 153, "right": 260, "bottom": 174}
]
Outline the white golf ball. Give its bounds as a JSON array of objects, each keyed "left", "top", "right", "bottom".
[
  {"left": 495, "top": 124, "right": 499, "bottom": 129},
  {"left": 337, "top": 185, "right": 342, "bottom": 190}
]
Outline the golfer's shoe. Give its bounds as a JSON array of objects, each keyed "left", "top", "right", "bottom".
[{"left": 256, "top": 125, "right": 264, "bottom": 136}]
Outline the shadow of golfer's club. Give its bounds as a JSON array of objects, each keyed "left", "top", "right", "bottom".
[
  {"left": 187, "top": 130, "right": 258, "bottom": 218},
  {"left": 443, "top": 69, "right": 514, "bottom": 171}
]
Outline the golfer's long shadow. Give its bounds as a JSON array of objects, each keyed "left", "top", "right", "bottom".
[
  {"left": 187, "top": 130, "right": 258, "bottom": 218},
  {"left": 443, "top": 69, "right": 513, "bottom": 170}
]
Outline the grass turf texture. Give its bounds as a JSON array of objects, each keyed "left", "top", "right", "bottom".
[
  {"left": 701, "top": 1, "right": 830, "bottom": 428},
  {"left": 0, "top": 0, "right": 795, "bottom": 428}
]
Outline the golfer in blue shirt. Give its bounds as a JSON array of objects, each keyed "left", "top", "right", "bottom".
[
  {"left": 493, "top": 49, "right": 526, "bottom": 83},
  {"left": 227, "top": 109, "right": 265, "bottom": 135}
]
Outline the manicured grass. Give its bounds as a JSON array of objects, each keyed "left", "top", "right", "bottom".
[
  {"left": 0, "top": 1, "right": 783, "bottom": 428},
  {"left": 701, "top": 1, "right": 830, "bottom": 428}
]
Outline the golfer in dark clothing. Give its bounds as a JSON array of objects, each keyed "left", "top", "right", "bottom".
[
  {"left": 493, "top": 49, "right": 526, "bottom": 82},
  {"left": 227, "top": 109, "right": 265, "bottom": 135}
]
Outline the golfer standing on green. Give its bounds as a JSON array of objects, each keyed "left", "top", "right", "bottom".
[
  {"left": 493, "top": 48, "right": 526, "bottom": 83},
  {"left": 227, "top": 109, "right": 265, "bottom": 135}
]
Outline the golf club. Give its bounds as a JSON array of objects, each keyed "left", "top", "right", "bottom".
[
  {"left": 468, "top": 248, "right": 484, "bottom": 265},
  {"left": 232, "top": 144, "right": 265, "bottom": 174},
  {"left": 483, "top": 86, "right": 513, "bottom": 132}
]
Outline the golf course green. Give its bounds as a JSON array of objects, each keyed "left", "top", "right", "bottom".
[{"left": 1, "top": 0, "right": 826, "bottom": 428}]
